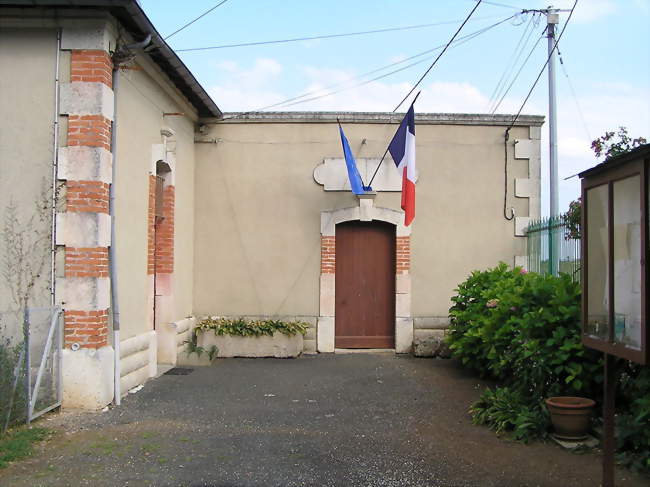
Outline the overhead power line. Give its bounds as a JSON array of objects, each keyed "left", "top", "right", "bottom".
[
  {"left": 505, "top": 0, "right": 578, "bottom": 132},
  {"left": 486, "top": 12, "right": 536, "bottom": 111},
  {"left": 491, "top": 26, "right": 545, "bottom": 113},
  {"left": 470, "top": 0, "right": 521, "bottom": 9},
  {"left": 557, "top": 48, "right": 592, "bottom": 140},
  {"left": 393, "top": 0, "right": 484, "bottom": 112},
  {"left": 164, "top": 0, "right": 232, "bottom": 41},
  {"left": 175, "top": 16, "right": 503, "bottom": 52},
  {"left": 219, "top": 14, "right": 516, "bottom": 120}
]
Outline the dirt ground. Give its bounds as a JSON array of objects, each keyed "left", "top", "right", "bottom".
[{"left": 0, "top": 354, "right": 647, "bottom": 487}]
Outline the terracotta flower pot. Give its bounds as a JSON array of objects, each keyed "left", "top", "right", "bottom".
[{"left": 545, "top": 396, "right": 596, "bottom": 440}]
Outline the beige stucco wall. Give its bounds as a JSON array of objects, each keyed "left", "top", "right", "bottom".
[
  {"left": 194, "top": 117, "right": 540, "bottom": 320},
  {"left": 0, "top": 28, "right": 57, "bottom": 339},
  {"left": 114, "top": 54, "right": 197, "bottom": 341}
]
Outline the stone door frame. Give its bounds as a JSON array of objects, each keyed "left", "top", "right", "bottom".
[{"left": 318, "top": 197, "right": 413, "bottom": 353}]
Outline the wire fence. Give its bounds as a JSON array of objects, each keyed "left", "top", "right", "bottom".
[
  {"left": 526, "top": 216, "right": 581, "bottom": 282},
  {"left": 0, "top": 307, "right": 62, "bottom": 435}
]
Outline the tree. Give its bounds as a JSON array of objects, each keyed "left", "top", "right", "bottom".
[{"left": 590, "top": 126, "right": 647, "bottom": 161}]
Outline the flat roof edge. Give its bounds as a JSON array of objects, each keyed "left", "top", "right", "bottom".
[{"left": 208, "top": 112, "right": 545, "bottom": 126}]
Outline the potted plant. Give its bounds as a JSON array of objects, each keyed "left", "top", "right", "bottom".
[{"left": 545, "top": 396, "right": 596, "bottom": 440}]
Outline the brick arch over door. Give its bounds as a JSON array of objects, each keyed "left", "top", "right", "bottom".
[{"left": 318, "top": 205, "right": 413, "bottom": 353}]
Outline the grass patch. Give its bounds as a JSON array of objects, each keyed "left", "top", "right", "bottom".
[{"left": 0, "top": 427, "right": 52, "bottom": 469}]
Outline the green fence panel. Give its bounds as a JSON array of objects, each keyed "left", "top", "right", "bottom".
[{"left": 526, "top": 216, "right": 581, "bottom": 282}]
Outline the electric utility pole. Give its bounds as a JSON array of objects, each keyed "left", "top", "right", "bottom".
[{"left": 547, "top": 8, "right": 560, "bottom": 276}]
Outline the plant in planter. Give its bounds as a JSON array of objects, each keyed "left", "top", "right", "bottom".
[{"left": 188, "top": 317, "right": 309, "bottom": 359}]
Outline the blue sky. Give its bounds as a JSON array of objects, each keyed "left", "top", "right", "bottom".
[{"left": 140, "top": 0, "right": 650, "bottom": 215}]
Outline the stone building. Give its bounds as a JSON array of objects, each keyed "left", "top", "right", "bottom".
[{"left": 0, "top": 0, "right": 543, "bottom": 409}]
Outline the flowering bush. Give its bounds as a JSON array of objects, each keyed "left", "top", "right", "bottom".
[{"left": 591, "top": 127, "right": 646, "bottom": 160}]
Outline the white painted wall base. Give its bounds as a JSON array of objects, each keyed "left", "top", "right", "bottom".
[
  {"left": 119, "top": 330, "right": 157, "bottom": 394},
  {"left": 62, "top": 346, "right": 114, "bottom": 410},
  {"left": 157, "top": 316, "right": 196, "bottom": 366}
]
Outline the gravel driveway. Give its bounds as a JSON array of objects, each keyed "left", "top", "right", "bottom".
[{"left": 1, "top": 353, "right": 646, "bottom": 486}]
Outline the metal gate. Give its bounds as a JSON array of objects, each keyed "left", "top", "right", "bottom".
[{"left": 1, "top": 306, "right": 62, "bottom": 433}]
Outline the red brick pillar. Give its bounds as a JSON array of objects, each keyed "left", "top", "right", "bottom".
[
  {"left": 56, "top": 27, "right": 119, "bottom": 409},
  {"left": 61, "top": 50, "right": 113, "bottom": 351}
]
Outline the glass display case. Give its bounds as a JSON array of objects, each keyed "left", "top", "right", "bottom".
[{"left": 580, "top": 146, "right": 649, "bottom": 364}]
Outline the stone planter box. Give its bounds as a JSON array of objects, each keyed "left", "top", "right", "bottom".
[{"left": 198, "top": 331, "right": 303, "bottom": 358}]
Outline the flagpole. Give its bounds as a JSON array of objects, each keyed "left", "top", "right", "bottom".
[{"left": 367, "top": 91, "right": 421, "bottom": 188}]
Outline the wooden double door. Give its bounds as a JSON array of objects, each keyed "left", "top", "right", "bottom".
[{"left": 335, "top": 221, "right": 396, "bottom": 349}]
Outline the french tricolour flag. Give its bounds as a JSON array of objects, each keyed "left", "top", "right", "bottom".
[{"left": 388, "top": 103, "right": 416, "bottom": 226}]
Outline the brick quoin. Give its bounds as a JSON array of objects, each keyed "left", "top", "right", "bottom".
[
  {"left": 67, "top": 115, "right": 112, "bottom": 151},
  {"left": 396, "top": 236, "right": 411, "bottom": 274},
  {"left": 155, "top": 185, "right": 175, "bottom": 274},
  {"left": 64, "top": 309, "right": 109, "bottom": 349},
  {"left": 65, "top": 247, "right": 109, "bottom": 278},
  {"left": 70, "top": 50, "right": 113, "bottom": 87},
  {"left": 66, "top": 180, "right": 110, "bottom": 213},
  {"left": 321, "top": 236, "right": 336, "bottom": 274},
  {"left": 63, "top": 50, "right": 113, "bottom": 351},
  {"left": 147, "top": 175, "right": 156, "bottom": 274}
]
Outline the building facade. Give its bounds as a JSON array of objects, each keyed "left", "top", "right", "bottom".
[{"left": 0, "top": 0, "right": 543, "bottom": 410}]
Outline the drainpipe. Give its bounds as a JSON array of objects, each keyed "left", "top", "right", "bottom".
[
  {"left": 110, "top": 65, "right": 122, "bottom": 406},
  {"left": 50, "top": 29, "right": 62, "bottom": 309},
  {"left": 110, "top": 34, "right": 152, "bottom": 406}
]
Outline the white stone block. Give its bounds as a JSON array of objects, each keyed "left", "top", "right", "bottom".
[
  {"left": 396, "top": 274, "right": 411, "bottom": 294},
  {"left": 319, "top": 274, "right": 335, "bottom": 317},
  {"left": 515, "top": 178, "right": 538, "bottom": 199},
  {"left": 56, "top": 212, "right": 111, "bottom": 247},
  {"left": 58, "top": 146, "right": 112, "bottom": 183},
  {"left": 56, "top": 276, "right": 110, "bottom": 310},
  {"left": 395, "top": 318, "right": 414, "bottom": 354},
  {"left": 60, "top": 82, "right": 114, "bottom": 120},
  {"left": 529, "top": 125, "right": 542, "bottom": 140},
  {"left": 396, "top": 292, "right": 411, "bottom": 318},
  {"left": 62, "top": 345, "right": 114, "bottom": 410},
  {"left": 317, "top": 316, "right": 335, "bottom": 353},
  {"left": 515, "top": 216, "right": 532, "bottom": 237},
  {"left": 313, "top": 157, "right": 417, "bottom": 191},
  {"left": 61, "top": 23, "right": 113, "bottom": 51},
  {"left": 514, "top": 139, "right": 534, "bottom": 160},
  {"left": 413, "top": 317, "right": 449, "bottom": 329}
]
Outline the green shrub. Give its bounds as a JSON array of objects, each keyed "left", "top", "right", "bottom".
[
  {"left": 617, "top": 365, "right": 650, "bottom": 473},
  {"left": 447, "top": 264, "right": 649, "bottom": 474},
  {"left": 470, "top": 386, "right": 548, "bottom": 443},
  {"left": 448, "top": 263, "right": 601, "bottom": 401}
]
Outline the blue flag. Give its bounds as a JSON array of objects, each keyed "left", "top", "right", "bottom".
[{"left": 338, "top": 123, "right": 365, "bottom": 195}]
